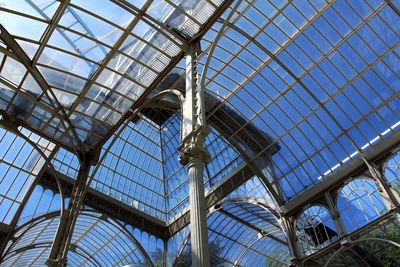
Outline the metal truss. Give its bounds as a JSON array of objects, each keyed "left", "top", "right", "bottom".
[
  {"left": 173, "top": 197, "right": 291, "bottom": 266},
  {"left": 91, "top": 0, "right": 235, "bottom": 153},
  {"left": 0, "top": 25, "right": 84, "bottom": 153}
]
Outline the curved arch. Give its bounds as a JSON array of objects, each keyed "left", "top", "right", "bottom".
[
  {"left": 2, "top": 211, "right": 60, "bottom": 259},
  {"left": 173, "top": 197, "right": 291, "bottom": 266},
  {"left": 4, "top": 241, "right": 103, "bottom": 267},
  {"left": 199, "top": 0, "right": 245, "bottom": 93},
  {"left": 1, "top": 245, "right": 51, "bottom": 266},
  {"left": 70, "top": 211, "right": 154, "bottom": 266},
  {"left": 0, "top": 122, "right": 65, "bottom": 260},
  {"left": 337, "top": 177, "right": 388, "bottom": 233},
  {"left": 296, "top": 204, "right": 338, "bottom": 256},
  {"left": 324, "top": 238, "right": 400, "bottom": 267},
  {"left": 384, "top": 149, "right": 400, "bottom": 195},
  {"left": 96, "top": 211, "right": 155, "bottom": 267},
  {"left": 2, "top": 209, "right": 155, "bottom": 267},
  {"left": 67, "top": 245, "right": 102, "bottom": 267},
  {"left": 138, "top": 88, "right": 185, "bottom": 141},
  {"left": 218, "top": 197, "right": 289, "bottom": 241},
  {"left": 0, "top": 122, "right": 65, "bottom": 211},
  {"left": 214, "top": 196, "right": 282, "bottom": 223},
  {"left": 233, "top": 228, "right": 285, "bottom": 266}
]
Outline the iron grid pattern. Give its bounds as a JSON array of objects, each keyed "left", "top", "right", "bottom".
[
  {"left": 198, "top": 0, "right": 400, "bottom": 201},
  {"left": 89, "top": 112, "right": 242, "bottom": 222},
  {"left": 2, "top": 207, "right": 160, "bottom": 266},
  {"left": 178, "top": 199, "right": 290, "bottom": 266},
  {"left": 0, "top": 127, "right": 54, "bottom": 225},
  {"left": 0, "top": 0, "right": 399, "bottom": 265},
  {"left": 0, "top": 0, "right": 224, "bottom": 151}
]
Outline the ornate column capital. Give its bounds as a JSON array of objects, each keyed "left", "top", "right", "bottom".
[{"left": 178, "top": 126, "right": 211, "bottom": 165}]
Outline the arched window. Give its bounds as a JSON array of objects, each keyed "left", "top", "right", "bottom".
[
  {"left": 385, "top": 150, "right": 400, "bottom": 196},
  {"left": 337, "top": 177, "right": 387, "bottom": 233},
  {"left": 296, "top": 205, "right": 338, "bottom": 256}
]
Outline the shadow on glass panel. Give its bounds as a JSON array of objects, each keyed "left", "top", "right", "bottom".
[{"left": 143, "top": 71, "right": 281, "bottom": 190}]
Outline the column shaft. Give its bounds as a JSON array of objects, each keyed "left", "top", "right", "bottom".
[
  {"left": 180, "top": 43, "right": 211, "bottom": 267},
  {"left": 188, "top": 156, "right": 210, "bottom": 267}
]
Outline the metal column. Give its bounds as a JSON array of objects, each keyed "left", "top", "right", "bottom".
[
  {"left": 46, "top": 154, "right": 93, "bottom": 267},
  {"left": 280, "top": 216, "right": 301, "bottom": 267},
  {"left": 178, "top": 44, "right": 211, "bottom": 267},
  {"left": 364, "top": 159, "right": 400, "bottom": 209}
]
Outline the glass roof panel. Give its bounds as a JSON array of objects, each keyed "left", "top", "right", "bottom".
[
  {"left": 2, "top": 0, "right": 400, "bottom": 265},
  {"left": 165, "top": 174, "right": 290, "bottom": 265},
  {"left": 17, "top": 184, "right": 63, "bottom": 227},
  {"left": 200, "top": 0, "right": 400, "bottom": 201},
  {"left": 0, "top": 0, "right": 60, "bottom": 20},
  {"left": 0, "top": 10, "right": 49, "bottom": 42},
  {"left": 68, "top": 211, "right": 150, "bottom": 266},
  {"left": 2, "top": 209, "right": 154, "bottom": 266},
  {"left": 91, "top": 116, "right": 166, "bottom": 220},
  {"left": 0, "top": 0, "right": 225, "bottom": 151},
  {"left": 70, "top": 0, "right": 135, "bottom": 28},
  {"left": 162, "top": 112, "right": 242, "bottom": 221},
  {"left": 52, "top": 147, "right": 79, "bottom": 180},
  {"left": 0, "top": 127, "right": 54, "bottom": 225},
  {"left": 0, "top": 40, "right": 78, "bottom": 148},
  {"left": 56, "top": 107, "right": 241, "bottom": 222},
  {"left": 146, "top": 0, "right": 220, "bottom": 37}
]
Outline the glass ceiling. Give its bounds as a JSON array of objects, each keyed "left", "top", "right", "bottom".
[
  {"left": 0, "top": 0, "right": 398, "bottom": 206},
  {"left": 89, "top": 111, "right": 241, "bottom": 222},
  {"left": 0, "top": 0, "right": 224, "bottom": 151},
  {"left": 0, "top": 0, "right": 400, "bottom": 266},
  {"left": 0, "top": 126, "right": 54, "bottom": 225},
  {"left": 198, "top": 0, "right": 400, "bottom": 201}
]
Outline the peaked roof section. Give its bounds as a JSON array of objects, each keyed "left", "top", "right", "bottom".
[
  {"left": 0, "top": 0, "right": 231, "bottom": 152},
  {"left": 91, "top": 115, "right": 166, "bottom": 220},
  {"left": 90, "top": 111, "right": 243, "bottom": 222}
]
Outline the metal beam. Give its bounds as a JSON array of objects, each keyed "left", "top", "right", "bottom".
[
  {"left": 64, "top": 1, "right": 155, "bottom": 124},
  {"left": 217, "top": 208, "right": 287, "bottom": 246},
  {"left": 36, "top": 163, "right": 281, "bottom": 259},
  {"left": 0, "top": 119, "right": 66, "bottom": 261},
  {"left": 39, "top": 170, "right": 169, "bottom": 240},
  {"left": 167, "top": 162, "right": 254, "bottom": 236},
  {"left": 178, "top": 43, "right": 211, "bottom": 267},
  {"left": 0, "top": 25, "right": 83, "bottom": 153},
  {"left": 111, "top": 0, "right": 189, "bottom": 45},
  {"left": 0, "top": 223, "right": 11, "bottom": 235},
  {"left": 31, "top": 0, "right": 70, "bottom": 64},
  {"left": 281, "top": 130, "right": 400, "bottom": 215},
  {"left": 47, "top": 157, "right": 93, "bottom": 266},
  {"left": 93, "top": 0, "right": 234, "bottom": 153}
]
